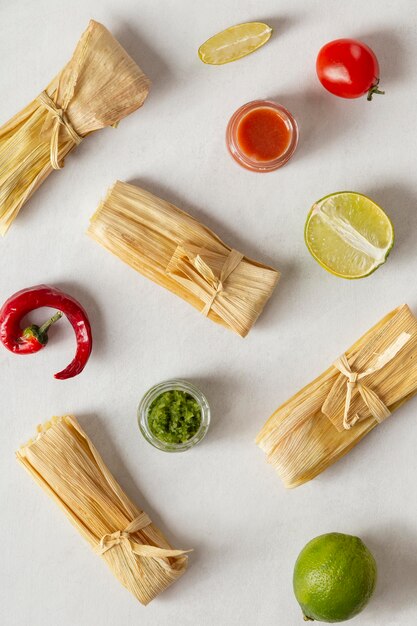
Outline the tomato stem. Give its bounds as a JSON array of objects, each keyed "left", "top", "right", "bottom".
[{"left": 367, "top": 79, "right": 385, "bottom": 101}]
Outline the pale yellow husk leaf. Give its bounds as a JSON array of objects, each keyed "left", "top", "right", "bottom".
[
  {"left": 256, "top": 305, "right": 417, "bottom": 488},
  {"left": 0, "top": 20, "right": 150, "bottom": 235},
  {"left": 87, "top": 181, "right": 280, "bottom": 337},
  {"left": 16, "top": 415, "right": 189, "bottom": 605}
]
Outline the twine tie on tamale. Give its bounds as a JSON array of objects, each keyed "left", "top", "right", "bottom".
[
  {"left": 167, "top": 245, "right": 244, "bottom": 316},
  {"left": 200, "top": 249, "right": 244, "bottom": 315},
  {"left": 96, "top": 512, "right": 191, "bottom": 560},
  {"left": 331, "top": 332, "right": 411, "bottom": 430},
  {"left": 36, "top": 91, "right": 83, "bottom": 170}
]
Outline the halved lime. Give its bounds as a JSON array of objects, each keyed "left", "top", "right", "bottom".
[
  {"left": 198, "top": 22, "right": 272, "bottom": 65},
  {"left": 305, "top": 191, "right": 394, "bottom": 279}
]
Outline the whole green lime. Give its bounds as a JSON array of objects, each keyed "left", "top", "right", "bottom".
[{"left": 293, "top": 533, "right": 377, "bottom": 623}]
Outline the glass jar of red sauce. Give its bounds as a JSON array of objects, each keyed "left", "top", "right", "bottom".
[{"left": 226, "top": 100, "right": 298, "bottom": 172}]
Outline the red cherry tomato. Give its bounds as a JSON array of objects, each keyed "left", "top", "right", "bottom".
[{"left": 316, "top": 39, "right": 384, "bottom": 101}]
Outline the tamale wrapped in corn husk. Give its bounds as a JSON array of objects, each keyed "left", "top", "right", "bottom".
[
  {"left": 17, "top": 415, "right": 189, "bottom": 604},
  {"left": 87, "top": 181, "right": 280, "bottom": 337},
  {"left": 0, "top": 20, "right": 150, "bottom": 235},
  {"left": 256, "top": 305, "right": 417, "bottom": 488}
]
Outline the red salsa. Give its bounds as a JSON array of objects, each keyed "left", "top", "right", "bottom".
[
  {"left": 236, "top": 107, "right": 291, "bottom": 162},
  {"left": 226, "top": 100, "right": 298, "bottom": 172}
]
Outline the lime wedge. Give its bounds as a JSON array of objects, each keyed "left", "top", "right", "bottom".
[
  {"left": 305, "top": 192, "right": 394, "bottom": 279},
  {"left": 198, "top": 22, "right": 272, "bottom": 65}
]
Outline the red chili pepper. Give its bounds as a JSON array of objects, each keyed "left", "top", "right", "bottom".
[{"left": 0, "top": 285, "right": 92, "bottom": 379}]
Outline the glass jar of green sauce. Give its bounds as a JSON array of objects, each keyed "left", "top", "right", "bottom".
[{"left": 138, "top": 379, "right": 210, "bottom": 452}]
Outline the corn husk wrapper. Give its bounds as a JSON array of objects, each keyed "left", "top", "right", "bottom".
[
  {"left": 256, "top": 305, "right": 417, "bottom": 488},
  {"left": 0, "top": 20, "right": 150, "bottom": 235},
  {"left": 17, "top": 416, "right": 189, "bottom": 605},
  {"left": 87, "top": 181, "right": 280, "bottom": 337}
]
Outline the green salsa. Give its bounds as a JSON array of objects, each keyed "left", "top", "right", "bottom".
[{"left": 148, "top": 390, "right": 202, "bottom": 444}]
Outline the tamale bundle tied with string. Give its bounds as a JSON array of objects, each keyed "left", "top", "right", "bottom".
[
  {"left": 87, "top": 181, "right": 280, "bottom": 337},
  {"left": 0, "top": 20, "right": 150, "bottom": 235},
  {"left": 257, "top": 305, "right": 417, "bottom": 489},
  {"left": 17, "top": 416, "right": 190, "bottom": 604}
]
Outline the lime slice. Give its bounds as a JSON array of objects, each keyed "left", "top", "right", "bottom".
[
  {"left": 305, "top": 191, "right": 394, "bottom": 279},
  {"left": 198, "top": 22, "right": 272, "bottom": 65}
]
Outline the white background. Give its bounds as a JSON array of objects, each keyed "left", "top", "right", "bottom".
[{"left": 1, "top": 1, "right": 416, "bottom": 625}]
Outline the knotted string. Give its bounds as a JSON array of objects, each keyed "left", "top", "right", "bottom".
[
  {"left": 201, "top": 249, "right": 244, "bottom": 316},
  {"left": 332, "top": 331, "right": 411, "bottom": 430},
  {"left": 95, "top": 512, "right": 191, "bottom": 560},
  {"left": 37, "top": 90, "right": 83, "bottom": 170},
  {"left": 166, "top": 245, "right": 244, "bottom": 317}
]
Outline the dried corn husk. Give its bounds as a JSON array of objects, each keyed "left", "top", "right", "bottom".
[
  {"left": 17, "top": 415, "right": 189, "bottom": 604},
  {"left": 0, "top": 20, "right": 150, "bottom": 235},
  {"left": 87, "top": 181, "right": 280, "bottom": 337},
  {"left": 256, "top": 305, "right": 417, "bottom": 488}
]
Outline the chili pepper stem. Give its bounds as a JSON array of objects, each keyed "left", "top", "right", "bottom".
[
  {"left": 38, "top": 311, "right": 63, "bottom": 334},
  {"left": 22, "top": 310, "right": 63, "bottom": 346}
]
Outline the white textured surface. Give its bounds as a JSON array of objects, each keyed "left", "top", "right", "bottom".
[{"left": 1, "top": 1, "right": 417, "bottom": 625}]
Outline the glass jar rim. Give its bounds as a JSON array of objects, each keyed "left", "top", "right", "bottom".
[
  {"left": 226, "top": 99, "right": 299, "bottom": 172},
  {"left": 138, "top": 379, "right": 211, "bottom": 452}
]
